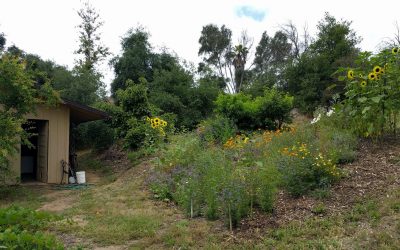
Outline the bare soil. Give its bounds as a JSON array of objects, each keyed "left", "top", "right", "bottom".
[{"left": 235, "top": 137, "right": 400, "bottom": 237}]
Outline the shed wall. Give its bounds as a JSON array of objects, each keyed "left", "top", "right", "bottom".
[{"left": 10, "top": 104, "right": 70, "bottom": 184}]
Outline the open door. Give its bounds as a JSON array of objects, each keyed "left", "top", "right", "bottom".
[{"left": 36, "top": 121, "right": 49, "bottom": 182}]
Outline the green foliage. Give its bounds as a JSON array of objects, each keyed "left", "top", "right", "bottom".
[
  {"left": 124, "top": 118, "right": 148, "bottom": 150},
  {"left": 75, "top": 120, "right": 116, "bottom": 152},
  {"left": 277, "top": 143, "right": 340, "bottom": 197},
  {"left": 75, "top": 1, "right": 110, "bottom": 72},
  {"left": 249, "top": 31, "right": 292, "bottom": 92},
  {"left": 197, "top": 115, "right": 237, "bottom": 145},
  {"left": 152, "top": 134, "right": 278, "bottom": 229},
  {"left": 116, "top": 78, "right": 151, "bottom": 118},
  {"left": 0, "top": 32, "right": 5, "bottom": 51},
  {"left": 215, "top": 88, "right": 293, "bottom": 130},
  {"left": 113, "top": 79, "right": 174, "bottom": 149},
  {"left": 338, "top": 48, "right": 400, "bottom": 137},
  {"left": 198, "top": 24, "right": 251, "bottom": 93},
  {"left": 0, "top": 54, "right": 59, "bottom": 182},
  {"left": 314, "top": 108, "right": 358, "bottom": 163},
  {"left": 285, "top": 13, "right": 360, "bottom": 113},
  {"left": 0, "top": 206, "right": 63, "bottom": 249},
  {"left": 111, "top": 26, "right": 153, "bottom": 94},
  {"left": 149, "top": 53, "right": 216, "bottom": 129},
  {"left": 63, "top": 67, "right": 103, "bottom": 105}
]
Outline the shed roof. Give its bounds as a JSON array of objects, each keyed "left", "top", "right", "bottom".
[{"left": 62, "top": 99, "right": 109, "bottom": 124}]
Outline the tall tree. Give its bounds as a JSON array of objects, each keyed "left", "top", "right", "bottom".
[
  {"left": 249, "top": 30, "right": 292, "bottom": 93},
  {"left": 285, "top": 13, "right": 360, "bottom": 112},
  {"left": 75, "top": 1, "right": 110, "bottom": 72},
  {"left": 0, "top": 32, "right": 5, "bottom": 52},
  {"left": 198, "top": 25, "right": 252, "bottom": 93},
  {"left": 111, "top": 27, "right": 153, "bottom": 94},
  {"left": 74, "top": 1, "right": 110, "bottom": 104}
]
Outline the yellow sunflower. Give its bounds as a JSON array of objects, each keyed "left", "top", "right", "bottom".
[
  {"left": 347, "top": 70, "right": 354, "bottom": 79},
  {"left": 373, "top": 66, "right": 382, "bottom": 74},
  {"left": 154, "top": 118, "right": 160, "bottom": 124},
  {"left": 151, "top": 123, "right": 156, "bottom": 128},
  {"left": 376, "top": 74, "right": 381, "bottom": 80},
  {"left": 392, "top": 47, "right": 399, "bottom": 54},
  {"left": 360, "top": 81, "right": 367, "bottom": 87},
  {"left": 162, "top": 121, "right": 168, "bottom": 127},
  {"left": 146, "top": 117, "right": 151, "bottom": 122},
  {"left": 368, "top": 72, "right": 377, "bottom": 80}
]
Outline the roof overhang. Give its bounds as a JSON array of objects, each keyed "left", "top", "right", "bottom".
[{"left": 61, "top": 99, "right": 109, "bottom": 124}]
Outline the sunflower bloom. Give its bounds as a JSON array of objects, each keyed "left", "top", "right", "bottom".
[
  {"left": 368, "top": 72, "right": 377, "bottom": 80},
  {"left": 373, "top": 66, "right": 382, "bottom": 74},
  {"left": 360, "top": 81, "right": 367, "bottom": 87},
  {"left": 347, "top": 70, "right": 354, "bottom": 79},
  {"left": 392, "top": 47, "right": 399, "bottom": 54}
]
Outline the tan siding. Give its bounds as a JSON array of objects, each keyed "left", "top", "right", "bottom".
[
  {"left": 16, "top": 104, "right": 71, "bottom": 184},
  {"left": 8, "top": 142, "right": 21, "bottom": 184}
]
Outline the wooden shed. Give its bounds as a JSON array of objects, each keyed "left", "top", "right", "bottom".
[{"left": 9, "top": 99, "right": 108, "bottom": 184}]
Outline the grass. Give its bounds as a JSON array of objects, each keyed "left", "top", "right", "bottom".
[
  {"left": 77, "top": 151, "right": 116, "bottom": 184},
  {"left": 54, "top": 159, "right": 220, "bottom": 248},
  {"left": 0, "top": 186, "right": 47, "bottom": 209},
  {"left": 1, "top": 150, "right": 399, "bottom": 249}
]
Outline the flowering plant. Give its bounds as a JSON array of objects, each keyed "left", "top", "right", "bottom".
[{"left": 337, "top": 47, "right": 400, "bottom": 137}]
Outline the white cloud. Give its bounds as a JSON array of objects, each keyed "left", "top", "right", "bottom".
[{"left": 0, "top": 0, "right": 399, "bottom": 91}]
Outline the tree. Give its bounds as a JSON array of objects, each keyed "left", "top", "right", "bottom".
[
  {"left": 74, "top": 1, "right": 110, "bottom": 104},
  {"left": 285, "top": 13, "right": 360, "bottom": 113},
  {"left": 198, "top": 24, "right": 251, "bottom": 93},
  {"left": 111, "top": 27, "right": 153, "bottom": 94},
  {"left": 75, "top": 1, "right": 110, "bottom": 72},
  {"left": 149, "top": 51, "right": 220, "bottom": 129},
  {"left": 0, "top": 32, "right": 5, "bottom": 51},
  {"left": 247, "top": 30, "right": 292, "bottom": 95},
  {"left": 111, "top": 28, "right": 220, "bottom": 129},
  {"left": 0, "top": 52, "right": 59, "bottom": 182}
]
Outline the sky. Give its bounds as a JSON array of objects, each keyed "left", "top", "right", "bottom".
[{"left": 1, "top": 0, "right": 399, "bottom": 91}]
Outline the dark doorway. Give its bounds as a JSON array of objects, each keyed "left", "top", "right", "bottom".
[{"left": 21, "top": 120, "right": 49, "bottom": 182}]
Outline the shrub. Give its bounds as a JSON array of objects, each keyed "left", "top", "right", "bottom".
[
  {"left": 0, "top": 206, "right": 63, "bottom": 249},
  {"left": 197, "top": 115, "right": 237, "bottom": 145},
  {"left": 254, "top": 125, "right": 342, "bottom": 197},
  {"left": 215, "top": 88, "right": 293, "bottom": 130},
  {"left": 312, "top": 107, "right": 358, "bottom": 163},
  {"left": 152, "top": 133, "right": 278, "bottom": 229},
  {"left": 124, "top": 118, "right": 147, "bottom": 150},
  {"left": 75, "top": 120, "right": 116, "bottom": 152},
  {"left": 338, "top": 49, "right": 400, "bottom": 137},
  {"left": 0, "top": 230, "right": 64, "bottom": 250},
  {"left": 275, "top": 140, "right": 341, "bottom": 197}
]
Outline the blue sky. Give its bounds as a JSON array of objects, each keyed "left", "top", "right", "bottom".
[{"left": 236, "top": 5, "right": 266, "bottom": 22}]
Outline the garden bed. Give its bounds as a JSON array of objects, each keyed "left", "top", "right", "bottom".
[{"left": 234, "top": 136, "right": 400, "bottom": 238}]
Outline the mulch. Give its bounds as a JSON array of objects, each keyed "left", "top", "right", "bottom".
[{"left": 234, "top": 136, "right": 400, "bottom": 236}]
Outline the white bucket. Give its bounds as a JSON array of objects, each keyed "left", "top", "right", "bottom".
[{"left": 76, "top": 171, "right": 86, "bottom": 184}]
